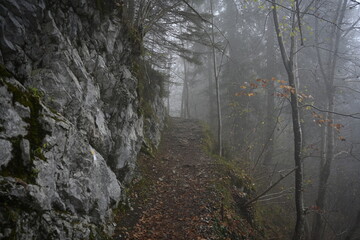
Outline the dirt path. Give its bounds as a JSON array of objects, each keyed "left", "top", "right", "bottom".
[
  {"left": 113, "top": 117, "right": 221, "bottom": 240},
  {"left": 112, "top": 117, "right": 268, "bottom": 240}
]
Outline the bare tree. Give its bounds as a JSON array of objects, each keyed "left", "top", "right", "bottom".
[
  {"left": 271, "top": 0, "right": 305, "bottom": 239},
  {"left": 311, "top": 1, "right": 349, "bottom": 239},
  {"left": 181, "top": 57, "right": 191, "bottom": 118},
  {"left": 263, "top": 15, "right": 276, "bottom": 166},
  {"left": 210, "top": 0, "right": 223, "bottom": 156}
]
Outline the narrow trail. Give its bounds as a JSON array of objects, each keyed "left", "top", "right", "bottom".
[
  {"left": 114, "top": 117, "right": 221, "bottom": 239},
  {"left": 113, "top": 117, "right": 263, "bottom": 240}
]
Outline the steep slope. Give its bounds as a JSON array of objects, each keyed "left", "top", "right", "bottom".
[
  {"left": 0, "top": 1, "right": 164, "bottom": 239},
  {"left": 114, "top": 117, "right": 265, "bottom": 240}
]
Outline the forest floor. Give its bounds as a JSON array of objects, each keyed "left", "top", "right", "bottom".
[{"left": 112, "top": 117, "right": 266, "bottom": 240}]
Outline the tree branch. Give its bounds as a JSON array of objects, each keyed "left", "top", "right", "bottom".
[
  {"left": 264, "top": 0, "right": 342, "bottom": 29},
  {"left": 300, "top": 104, "right": 360, "bottom": 119},
  {"left": 295, "top": 0, "right": 304, "bottom": 45},
  {"left": 271, "top": 0, "right": 291, "bottom": 73},
  {"left": 244, "top": 168, "right": 296, "bottom": 207}
]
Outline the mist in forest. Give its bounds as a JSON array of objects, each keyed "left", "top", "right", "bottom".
[
  {"left": 5, "top": 0, "right": 360, "bottom": 238},
  {"left": 154, "top": 0, "right": 360, "bottom": 239}
]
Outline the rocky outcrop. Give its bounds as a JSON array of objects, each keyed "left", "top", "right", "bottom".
[{"left": 0, "top": 0, "right": 165, "bottom": 239}]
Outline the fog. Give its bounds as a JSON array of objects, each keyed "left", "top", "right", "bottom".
[{"left": 156, "top": 0, "right": 360, "bottom": 239}]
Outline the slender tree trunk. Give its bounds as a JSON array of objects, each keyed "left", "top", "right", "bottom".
[
  {"left": 291, "top": 37, "right": 305, "bottom": 240},
  {"left": 167, "top": 92, "right": 170, "bottom": 115},
  {"left": 312, "top": 1, "right": 348, "bottom": 238},
  {"left": 185, "top": 82, "right": 190, "bottom": 118},
  {"left": 207, "top": 53, "right": 215, "bottom": 125},
  {"left": 264, "top": 16, "right": 276, "bottom": 166},
  {"left": 167, "top": 77, "right": 171, "bottom": 116},
  {"left": 210, "top": 0, "right": 222, "bottom": 156},
  {"left": 180, "top": 82, "right": 185, "bottom": 117},
  {"left": 185, "top": 61, "right": 190, "bottom": 118},
  {"left": 272, "top": 1, "right": 305, "bottom": 239},
  {"left": 312, "top": 100, "right": 334, "bottom": 240},
  {"left": 182, "top": 58, "right": 190, "bottom": 119},
  {"left": 313, "top": 121, "right": 327, "bottom": 238},
  {"left": 166, "top": 56, "right": 172, "bottom": 116},
  {"left": 290, "top": 70, "right": 305, "bottom": 240}
]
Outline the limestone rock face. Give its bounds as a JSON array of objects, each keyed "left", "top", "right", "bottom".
[{"left": 0, "top": 0, "right": 164, "bottom": 239}]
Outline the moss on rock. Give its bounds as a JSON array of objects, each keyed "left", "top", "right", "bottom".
[
  {"left": 0, "top": 64, "right": 13, "bottom": 78},
  {"left": 0, "top": 77, "right": 50, "bottom": 183}
]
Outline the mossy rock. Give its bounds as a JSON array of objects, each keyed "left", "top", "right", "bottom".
[
  {"left": 0, "top": 78, "right": 50, "bottom": 183},
  {"left": 0, "top": 64, "right": 12, "bottom": 78},
  {"left": 140, "top": 137, "right": 155, "bottom": 158}
]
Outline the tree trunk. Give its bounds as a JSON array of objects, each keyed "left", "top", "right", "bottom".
[
  {"left": 182, "top": 58, "right": 190, "bottom": 119},
  {"left": 263, "top": 15, "right": 276, "bottom": 166},
  {"left": 167, "top": 91, "right": 170, "bottom": 115},
  {"left": 290, "top": 70, "right": 305, "bottom": 240},
  {"left": 207, "top": 52, "right": 215, "bottom": 125},
  {"left": 311, "top": 1, "right": 348, "bottom": 238},
  {"left": 180, "top": 81, "right": 185, "bottom": 118},
  {"left": 272, "top": 1, "right": 305, "bottom": 239},
  {"left": 185, "top": 60, "right": 190, "bottom": 118},
  {"left": 312, "top": 100, "right": 334, "bottom": 240},
  {"left": 167, "top": 57, "right": 172, "bottom": 116},
  {"left": 210, "top": 0, "right": 222, "bottom": 156}
]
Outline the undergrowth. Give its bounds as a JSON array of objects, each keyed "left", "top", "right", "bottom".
[
  {"left": 200, "top": 121, "right": 292, "bottom": 239},
  {"left": 199, "top": 122, "right": 262, "bottom": 239}
]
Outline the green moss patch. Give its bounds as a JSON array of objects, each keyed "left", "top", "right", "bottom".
[
  {"left": 255, "top": 203, "right": 294, "bottom": 239},
  {"left": 199, "top": 121, "right": 267, "bottom": 239},
  {"left": 0, "top": 64, "right": 13, "bottom": 78},
  {"left": 206, "top": 158, "right": 267, "bottom": 239},
  {"left": 140, "top": 137, "right": 155, "bottom": 158},
  {"left": 0, "top": 77, "right": 50, "bottom": 183},
  {"left": 200, "top": 122, "right": 216, "bottom": 154}
]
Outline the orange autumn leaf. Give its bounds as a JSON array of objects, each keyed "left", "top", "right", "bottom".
[
  {"left": 276, "top": 93, "right": 289, "bottom": 98},
  {"left": 312, "top": 111, "right": 323, "bottom": 119},
  {"left": 280, "top": 85, "right": 296, "bottom": 94},
  {"left": 280, "top": 85, "right": 293, "bottom": 90},
  {"left": 330, "top": 123, "right": 344, "bottom": 130},
  {"left": 250, "top": 83, "right": 258, "bottom": 88}
]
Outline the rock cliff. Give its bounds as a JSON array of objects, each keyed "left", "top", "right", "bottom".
[{"left": 0, "top": 0, "right": 165, "bottom": 239}]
